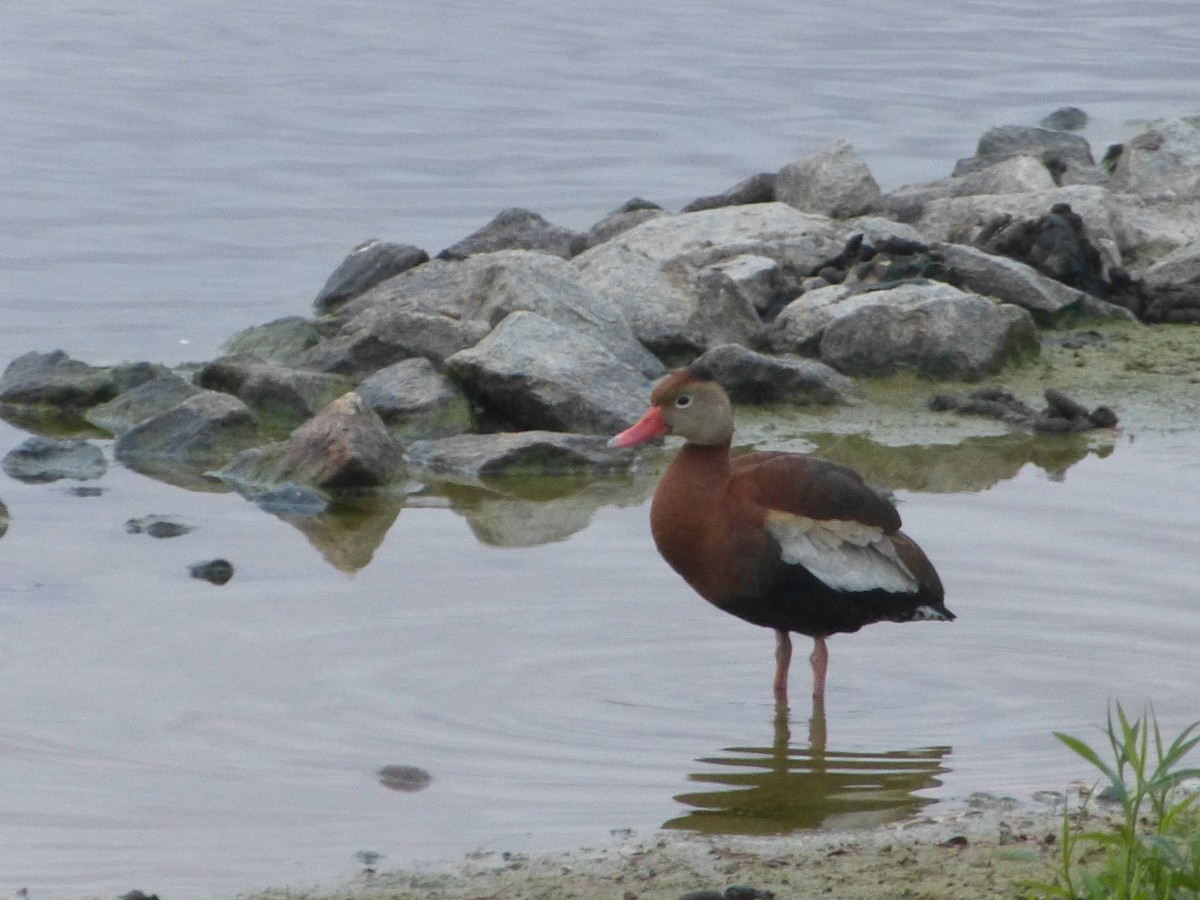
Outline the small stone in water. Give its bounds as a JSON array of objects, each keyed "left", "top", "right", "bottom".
[
  {"left": 189, "top": 559, "right": 234, "bottom": 585},
  {"left": 378, "top": 764, "right": 432, "bottom": 793},
  {"left": 126, "top": 515, "right": 193, "bottom": 538}
]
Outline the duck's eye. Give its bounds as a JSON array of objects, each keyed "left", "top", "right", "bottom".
[{"left": 674, "top": 394, "right": 692, "bottom": 409}]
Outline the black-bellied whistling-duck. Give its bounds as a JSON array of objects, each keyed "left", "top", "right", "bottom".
[{"left": 610, "top": 364, "right": 954, "bottom": 706}]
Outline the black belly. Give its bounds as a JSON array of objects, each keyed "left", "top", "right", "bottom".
[{"left": 716, "top": 560, "right": 948, "bottom": 638}]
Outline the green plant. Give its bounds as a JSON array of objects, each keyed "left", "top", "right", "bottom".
[{"left": 1031, "top": 703, "right": 1200, "bottom": 899}]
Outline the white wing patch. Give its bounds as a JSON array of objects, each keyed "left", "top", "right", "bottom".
[{"left": 764, "top": 511, "right": 919, "bottom": 594}]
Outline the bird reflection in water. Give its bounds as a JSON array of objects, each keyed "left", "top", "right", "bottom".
[{"left": 663, "top": 702, "right": 951, "bottom": 834}]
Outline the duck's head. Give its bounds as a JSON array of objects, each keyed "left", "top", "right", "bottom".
[{"left": 609, "top": 366, "right": 734, "bottom": 449}]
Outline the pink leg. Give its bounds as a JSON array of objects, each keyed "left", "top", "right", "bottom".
[
  {"left": 810, "top": 637, "right": 828, "bottom": 701},
  {"left": 773, "top": 629, "right": 792, "bottom": 705}
]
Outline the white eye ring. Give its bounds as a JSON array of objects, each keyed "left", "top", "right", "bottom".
[{"left": 674, "top": 395, "right": 692, "bottom": 408}]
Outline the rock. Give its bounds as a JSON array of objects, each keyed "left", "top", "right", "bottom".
[
  {"left": 438, "top": 207, "right": 586, "bottom": 260},
  {"left": 195, "top": 355, "right": 356, "bottom": 432},
  {"left": 254, "top": 481, "right": 330, "bottom": 517},
  {"left": 288, "top": 306, "right": 491, "bottom": 377},
  {"left": 690, "top": 343, "right": 862, "bottom": 405},
  {"left": 85, "top": 372, "right": 202, "bottom": 436},
  {"left": 681, "top": 172, "right": 776, "bottom": 212},
  {"left": 1110, "top": 117, "right": 1200, "bottom": 196},
  {"left": 215, "top": 392, "right": 403, "bottom": 492},
  {"left": 585, "top": 198, "right": 667, "bottom": 248},
  {"left": 189, "top": 558, "right": 234, "bottom": 585},
  {"left": 973, "top": 202, "right": 1112, "bottom": 297},
  {"left": 406, "top": 431, "right": 632, "bottom": 479},
  {"left": 678, "top": 891, "right": 724, "bottom": 900},
  {"left": 125, "top": 515, "right": 194, "bottom": 538},
  {"left": 773, "top": 281, "right": 1038, "bottom": 380},
  {"left": 775, "top": 139, "right": 882, "bottom": 219},
  {"left": 847, "top": 217, "right": 928, "bottom": 250},
  {"left": 575, "top": 202, "right": 845, "bottom": 357},
  {"left": 884, "top": 156, "right": 1059, "bottom": 221},
  {"left": 930, "top": 241, "right": 1133, "bottom": 323},
  {"left": 1139, "top": 240, "right": 1200, "bottom": 323},
  {"left": 377, "top": 764, "right": 432, "bottom": 793},
  {"left": 314, "top": 239, "right": 429, "bottom": 314},
  {"left": 444, "top": 311, "right": 652, "bottom": 434},
  {"left": 957, "top": 124, "right": 1099, "bottom": 185},
  {"left": 1040, "top": 107, "right": 1089, "bottom": 132},
  {"left": 355, "top": 357, "right": 474, "bottom": 441},
  {"left": 0, "top": 499, "right": 8, "bottom": 539},
  {"left": 2, "top": 436, "right": 108, "bottom": 483},
  {"left": 221, "top": 316, "right": 323, "bottom": 363},
  {"left": 295, "top": 250, "right": 661, "bottom": 379},
  {"left": 910, "top": 185, "right": 1129, "bottom": 271},
  {"left": 114, "top": 391, "right": 260, "bottom": 469},
  {"left": 0, "top": 351, "right": 133, "bottom": 409}
]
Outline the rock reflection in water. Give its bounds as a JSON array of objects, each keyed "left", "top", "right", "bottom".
[
  {"left": 279, "top": 495, "right": 404, "bottom": 573},
  {"left": 664, "top": 706, "right": 950, "bottom": 834}
]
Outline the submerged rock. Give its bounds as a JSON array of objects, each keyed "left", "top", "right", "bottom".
[
  {"left": 125, "top": 515, "right": 194, "bottom": 538},
  {"left": 215, "top": 392, "right": 403, "bottom": 493},
  {"left": 2, "top": 436, "right": 108, "bottom": 483},
  {"left": 189, "top": 558, "right": 234, "bottom": 585},
  {"left": 405, "top": 431, "right": 632, "bottom": 479}
]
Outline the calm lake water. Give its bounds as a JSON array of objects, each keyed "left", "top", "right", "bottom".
[{"left": 2, "top": 1, "right": 1199, "bottom": 896}]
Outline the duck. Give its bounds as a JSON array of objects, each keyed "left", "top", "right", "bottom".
[{"left": 610, "top": 364, "right": 954, "bottom": 706}]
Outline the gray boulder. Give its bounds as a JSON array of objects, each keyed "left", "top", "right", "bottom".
[
  {"left": 1110, "top": 117, "right": 1200, "bottom": 196},
  {"left": 574, "top": 202, "right": 846, "bottom": 357},
  {"left": 954, "top": 125, "right": 1100, "bottom": 185},
  {"left": 0, "top": 351, "right": 165, "bottom": 409},
  {"left": 85, "top": 372, "right": 202, "bottom": 435},
  {"left": 195, "top": 355, "right": 355, "bottom": 432},
  {"left": 221, "top": 316, "right": 323, "bottom": 364},
  {"left": 314, "top": 239, "right": 429, "bottom": 314},
  {"left": 444, "top": 311, "right": 652, "bottom": 434},
  {"left": 585, "top": 198, "right": 667, "bottom": 248},
  {"left": 405, "top": 431, "right": 632, "bottom": 479},
  {"left": 930, "top": 241, "right": 1133, "bottom": 323},
  {"left": 775, "top": 139, "right": 882, "bottom": 219},
  {"left": 296, "top": 250, "right": 661, "bottom": 379},
  {"left": 772, "top": 281, "right": 1038, "bottom": 380},
  {"left": 1139, "top": 240, "right": 1200, "bottom": 323},
  {"left": 682, "top": 172, "right": 776, "bottom": 213},
  {"left": 884, "top": 156, "right": 1058, "bottom": 221},
  {"left": 691, "top": 344, "right": 861, "bottom": 405},
  {"left": 2, "top": 436, "right": 108, "bottom": 483},
  {"left": 356, "top": 357, "right": 474, "bottom": 441},
  {"left": 215, "top": 392, "right": 403, "bottom": 492},
  {"left": 438, "top": 208, "right": 586, "bottom": 260},
  {"left": 114, "top": 390, "right": 260, "bottom": 468}
]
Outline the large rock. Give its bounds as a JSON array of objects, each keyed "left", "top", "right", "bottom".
[
  {"left": 221, "top": 316, "right": 323, "bottom": 364},
  {"left": 215, "top": 392, "right": 403, "bottom": 492},
  {"left": 911, "top": 185, "right": 1131, "bottom": 270},
  {"left": 295, "top": 250, "right": 661, "bottom": 379},
  {"left": 195, "top": 355, "right": 355, "bottom": 432},
  {"left": 438, "top": 208, "right": 586, "bottom": 260},
  {"left": 1110, "top": 117, "right": 1200, "bottom": 196},
  {"left": 314, "top": 239, "right": 429, "bottom": 314},
  {"left": 114, "top": 390, "right": 260, "bottom": 468},
  {"left": 0, "top": 351, "right": 166, "bottom": 409},
  {"left": 883, "top": 156, "right": 1059, "bottom": 221},
  {"left": 690, "top": 344, "right": 861, "bottom": 405},
  {"left": 444, "top": 311, "right": 652, "bottom": 434},
  {"left": 355, "top": 357, "right": 474, "bottom": 441},
  {"left": 771, "top": 281, "right": 1038, "bottom": 380},
  {"left": 405, "top": 431, "right": 632, "bottom": 479},
  {"left": 1138, "top": 240, "right": 1200, "bottom": 323},
  {"left": 85, "top": 372, "right": 202, "bottom": 435},
  {"left": 574, "top": 202, "right": 846, "bottom": 358},
  {"left": 2, "top": 436, "right": 108, "bottom": 483},
  {"left": 955, "top": 125, "right": 1101, "bottom": 184},
  {"left": 930, "top": 241, "right": 1132, "bottom": 323},
  {"left": 775, "top": 139, "right": 882, "bottom": 219}
]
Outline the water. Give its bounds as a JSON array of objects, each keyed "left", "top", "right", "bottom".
[{"left": 1, "top": 1, "right": 1199, "bottom": 895}]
